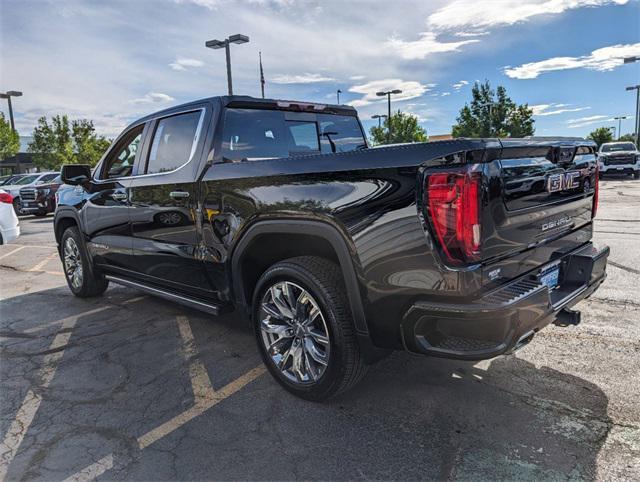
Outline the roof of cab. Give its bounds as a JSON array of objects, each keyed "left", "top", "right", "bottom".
[{"left": 131, "top": 95, "right": 357, "bottom": 127}]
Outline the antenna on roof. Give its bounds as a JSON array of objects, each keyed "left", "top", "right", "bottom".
[{"left": 259, "top": 52, "right": 265, "bottom": 99}]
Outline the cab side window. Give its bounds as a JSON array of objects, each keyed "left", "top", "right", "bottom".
[{"left": 102, "top": 125, "right": 144, "bottom": 179}]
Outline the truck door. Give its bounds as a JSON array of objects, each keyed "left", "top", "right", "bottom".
[
  {"left": 127, "top": 106, "right": 215, "bottom": 299},
  {"left": 84, "top": 123, "right": 145, "bottom": 271}
]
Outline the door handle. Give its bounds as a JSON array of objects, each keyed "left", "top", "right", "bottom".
[
  {"left": 111, "top": 192, "right": 128, "bottom": 200},
  {"left": 169, "top": 191, "right": 190, "bottom": 199}
]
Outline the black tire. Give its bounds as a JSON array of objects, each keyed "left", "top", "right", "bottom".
[
  {"left": 598, "top": 173, "right": 603, "bottom": 180},
  {"left": 34, "top": 211, "right": 48, "bottom": 217},
  {"left": 252, "top": 256, "right": 367, "bottom": 401},
  {"left": 60, "top": 226, "right": 109, "bottom": 297},
  {"left": 634, "top": 172, "right": 640, "bottom": 180},
  {"left": 12, "top": 198, "right": 21, "bottom": 215}
]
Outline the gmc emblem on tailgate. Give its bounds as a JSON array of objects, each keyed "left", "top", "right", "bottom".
[{"left": 547, "top": 171, "right": 580, "bottom": 193}]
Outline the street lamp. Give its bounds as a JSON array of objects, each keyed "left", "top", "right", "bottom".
[
  {"left": 336, "top": 89, "right": 342, "bottom": 104},
  {"left": 205, "top": 34, "right": 249, "bottom": 95},
  {"left": 376, "top": 89, "right": 402, "bottom": 143},
  {"left": 613, "top": 116, "right": 627, "bottom": 140},
  {"left": 0, "top": 90, "right": 22, "bottom": 132},
  {"left": 371, "top": 114, "right": 388, "bottom": 128},
  {"left": 627, "top": 85, "right": 640, "bottom": 147}
]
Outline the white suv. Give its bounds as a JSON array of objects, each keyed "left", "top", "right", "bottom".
[{"left": 597, "top": 142, "right": 640, "bottom": 179}]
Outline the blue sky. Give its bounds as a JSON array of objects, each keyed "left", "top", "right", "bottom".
[{"left": 1, "top": 0, "right": 639, "bottom": 139}]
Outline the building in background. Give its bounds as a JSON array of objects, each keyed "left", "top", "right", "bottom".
[{"left": 0, "top": 136, "right": 36, "bottom": 175}]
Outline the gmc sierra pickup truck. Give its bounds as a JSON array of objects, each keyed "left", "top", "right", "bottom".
[{"left": 55, "top": 96, "right": 609, "bottom": 400}]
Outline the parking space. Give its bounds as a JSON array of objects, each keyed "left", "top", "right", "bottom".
[{"left": 1, "top": 179, "right": 639, "bottom": 481}]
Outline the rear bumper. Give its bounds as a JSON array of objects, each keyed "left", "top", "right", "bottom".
[{"left": 400, "top": 242, "right": 609, "bottom": 360}]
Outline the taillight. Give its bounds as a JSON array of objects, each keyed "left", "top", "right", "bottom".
[
  {"left": 426, "top": 168, "right": 482, "bottom": 264},
  {"left": 592, "top": 166, "right": 599, "bottom": 218},
  {"left": 0, "top": 192, "right": 13, "bottom": 204}
]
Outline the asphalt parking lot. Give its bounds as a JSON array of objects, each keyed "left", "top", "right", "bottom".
[{"left": 1, "top": 177, "right": 639, "bottom": 481}]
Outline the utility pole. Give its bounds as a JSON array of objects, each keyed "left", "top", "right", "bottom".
[
  {"left": 614, "top": 116, "right": 627, "bottom": 140},
  {"left": 376, "top": 89, "right": 402, "bottom": 143},
  {"left": 336, "top": 89, "right": 342, "bottom": 104},
  {"left": 627, "top": 84, "right": 640, "bottom": 147},
  {"left": 0, "top": 90, "right": 23, "bottom": 173},
  {"left": 205, "top": 34, "right": 250, "bottom": 95}
]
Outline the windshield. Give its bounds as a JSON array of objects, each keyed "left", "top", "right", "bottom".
[
  {"left": 602, "top": 143, "right": 636, "bottom": 152},
  {"left": 16, "top": 175, "right": 39, "bottom": 185}
]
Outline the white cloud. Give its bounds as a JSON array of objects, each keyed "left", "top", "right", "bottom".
[
  {"left": 441, "top": 92, "right": 451, "bottom": 96},
  {"left": 427, "top": 0, "right": 628, "bottom": 31},
  {"left": 349, "top": 75, "right": 366, "bottom": 80},
  {"left": 270, "top": 73, "right": 335, "bottom": 84},
  {"left": 452, "top": 80, "right": 469, "bottom": 90},
  {"left": 566, "top": 114, "right": 614, "bottom": 129},
  {"left": 130, "top": 92, "right": 175, "bottom": 104},
  {"left": 454, "top": 30, "right": 489, "bottom": 37},
  {"left": 169, "top": 57, "right": 205, "bottom": 71},
  {"left": 347, "top": 79, "right": 433, "bottom": 107},
  {"left": 531, "top": 103, "right": 591, "bottom": 116},
  {"left": 505, "top": 43, "right": 640, "bottom": 79},
  {"left": 386, "top": 31, "right": 479, "bottom": 60}
]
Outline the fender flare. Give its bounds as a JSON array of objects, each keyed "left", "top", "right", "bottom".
[
  {"left": 53, "top": 208, "right": 83, "bottom": 244},
  {"left": 230, "top": 219, "right": 369, "bottom": 336}
]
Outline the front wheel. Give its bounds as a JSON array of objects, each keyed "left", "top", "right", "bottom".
[
  {"left": 60, "top": 226, "right": 109, "bottom": 297},
  {"left": 634, "top": 171, "right": 640, "bottom": 180},
  {"left": 252, "top": 256, "right": 367, "bottom": 401}
]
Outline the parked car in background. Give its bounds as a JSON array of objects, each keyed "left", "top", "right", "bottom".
[
  {"left": 0, "top": 174, "right": 27, "bottom": 186},
  {"left": 19, "top": 175, "right": 62, "bottom": 216},
  {"left": 0, "top": 189, "right": 20, "bottom": 244},
  {"left": 597, "top": 142, "right": 640, "bottom": 179},
  {"left": 2, "top": 172, "right": 59, "bottom": 214}
]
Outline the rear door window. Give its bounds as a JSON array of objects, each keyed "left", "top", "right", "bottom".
[{"left": 146, "top": 111, "right": 202, "bottom": 174}]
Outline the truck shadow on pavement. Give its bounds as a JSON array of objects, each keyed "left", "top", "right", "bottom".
[{"left": 1, "top": 286, "right": 611, "bottom": 481}]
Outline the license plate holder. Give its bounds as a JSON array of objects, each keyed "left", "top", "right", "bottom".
[{"left": 539, "top": 263, "right": 560, "bottom": 290}]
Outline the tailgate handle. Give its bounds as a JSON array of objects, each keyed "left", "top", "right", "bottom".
[{"left": 170, "top": 191, "right": 190, "bottom": 199}]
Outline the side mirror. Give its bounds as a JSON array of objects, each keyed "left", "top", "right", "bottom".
[{"left": 61, "top": 164, "right": 92, "bottom": 186}]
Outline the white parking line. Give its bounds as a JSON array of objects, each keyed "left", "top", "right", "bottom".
[
  {"left": 28, "top": 252, "right": 59, "bottom": 273},
  {"left": 61, "top": 454, "right": 114, "bottom": 482},
  {"left": 0, "top": 310, "right": 96, "bottom": 481},
  {"left": 0, "top": 246, "right": 25, "bottom": 261}
]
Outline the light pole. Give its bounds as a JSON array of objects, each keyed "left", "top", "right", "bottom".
[
  {"left": 0, "top": 91, "right": 23, "bottom": 173},
  {"left": 0, "top": 90, "right": 22, "bottom": 132},
  {"left": 376, "top": 89, "right": 402, "bottom": 143},
  {"left": 371, "top": 114, "right": 388, "bottom": 128},
  {"left": 336, "top": 89, "right": 342, "bottom": 104},
  {"left": 205, "top": 34, "right": 249, "bottom": 95},
  {"left": 627, "top": 85, "right": 640, "bottom": 146},
  {"left": 479, "top": 101, "right": 495, "bottom": 136},
  {"left": 623, "top": 56, "right": 639, "bottom": 146},
  {"left": 614, "top": 116, "right": 627, "bottom": 140}
]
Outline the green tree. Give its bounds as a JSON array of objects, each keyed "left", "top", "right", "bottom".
[
  {"left": 369, "top": 110, "right": 427, "bottom": 145},
  {"left": 28, "top": 115, "right": 111, "bottom": 170},
  {"left": 452, "top": 81, "right": 535, "bottom": 138},
  {"left": 586, "top": 127, "right": 614, "bottom": 148},
  {"left": 618, "top": 133, "right": 637, "bottom": 143},
  {"left": 0, "top": 113, "right": 20, "bottom": 160}
]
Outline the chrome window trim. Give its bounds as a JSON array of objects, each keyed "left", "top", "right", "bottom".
[
  {"left": 96, "top": 107, "right": 206, "bottom": 183},
  {"left": 138, "top": 108, "right": 206, "bottom": 179}
]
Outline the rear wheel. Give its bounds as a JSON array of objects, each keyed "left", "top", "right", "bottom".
[
  {"left": 253, "top": 256, "right": 367, "bottom": 401},
  {"left": 61, "top": 226, "right": 109, "bottom": 297},
  {"left": 634, "top": 171, "right": 640, "bottom": 180},
  {"left": 12, "top": 198, "right": 21, "bottom": 215}
]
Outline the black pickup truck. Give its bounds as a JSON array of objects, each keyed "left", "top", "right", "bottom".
[{"left": 55, "top": 96, "right": 609, "bottom": 400}]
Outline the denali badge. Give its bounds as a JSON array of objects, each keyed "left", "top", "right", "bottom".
[
  {"left": 542, "top": 216, "right": 572, "bottom": 232},
  {"left": 547, "top": 171, "right": 580, "bottom": 193}
]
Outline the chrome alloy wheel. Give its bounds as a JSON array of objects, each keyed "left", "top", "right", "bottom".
[
  {"left": 63, "top": 237, "right": 83, "bottom": 290},
  {"left": 259, "top": 281, "right": 330, "bottom": 385}
]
